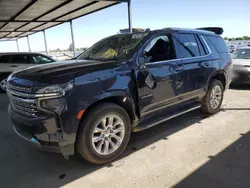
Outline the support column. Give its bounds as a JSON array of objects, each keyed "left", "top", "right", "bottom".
[
  {"left": 70, "top": 20, "right": 76, "bottom": 58},
  {"left": 127, "top": 0, "right": 132, "bottom": 33},
  {"left": 43, "top": 30, "right": 48, "bottom": 55},
  {"left": 16, "top": 40, "right": 19, "bottom": 52},
  {"left": 27, "top": 36, "right": 31, "bottom": 52}
]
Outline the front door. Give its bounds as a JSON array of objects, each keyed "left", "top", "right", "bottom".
[{"left": 135, "top": 34, "right": 179, "bottom": 116}]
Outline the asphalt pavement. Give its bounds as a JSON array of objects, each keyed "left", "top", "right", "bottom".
[{"left": 0, "top": 86, "right": 250, "bottom": 188}]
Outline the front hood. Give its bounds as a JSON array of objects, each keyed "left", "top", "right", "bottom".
[
  {"left": 8, "top": 59, "right": 116, "bottom": 87},
  {"left": 232, "top": 59, "right": 250, "bottom": 66}
]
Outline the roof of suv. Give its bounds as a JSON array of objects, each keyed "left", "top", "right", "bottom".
[
  {"left": 0, "top": 52, "right": 48, "bottom": 56},
  {"left": 152, "top": 28, "right": 220, "bottom": 36}
]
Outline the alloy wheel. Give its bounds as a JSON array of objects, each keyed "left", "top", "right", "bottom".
[
  {"left": 92, "top": 115, "right": 125, "bottom": 155},
  {"left": 210, "top": 85, "right": 222, "bottom": 109},
  {"left": 0, "top": 78, "right": 7, "bottom": 91}
]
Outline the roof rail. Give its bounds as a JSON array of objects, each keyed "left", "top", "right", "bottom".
[{"left": 196, "top": 27, "right": 224, "bottom": 35}]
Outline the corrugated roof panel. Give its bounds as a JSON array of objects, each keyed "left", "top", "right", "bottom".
[
  {"left": 38, "top": 0, "right": 95, "bottom": 21},
  {"left": 18, "top": 22, "right": 45, "bottom": 31},
  {"left": 0, "top": 32, "right": 10, "bottom": 37},
  {"left": 0, "top": 0, "right": 31, "bottom": 20},
  {"left": 31, "top": 22, "right": 61, "bottom": 31},
  {"left": 1, "top": 22, "right": 27, "bottom": 31},
  {"left": 57, "top": 1, "right": 116, "bottom": 21},
  {"left": 18, "top": 31, "right": 34, "bottom": 37},
  {"left": 16, "top": 0, "right": 66, "bottom": 20},
  {"left": 6, "top": 32, "right": 23, "bottom": 37}
]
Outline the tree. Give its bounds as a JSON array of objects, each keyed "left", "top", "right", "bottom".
[
  {"left": 68, "top": 43, "right": 74, "bottom": 51},
  {"left": 224, "top": 37, "right": 228, "bottom": 40},
  {"left": 242, "top": 36, "right": 250, "bottom": 40}
]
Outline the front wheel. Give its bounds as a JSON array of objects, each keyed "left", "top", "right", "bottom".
[
  {"left": 201, "top": 79, "right": 224, "bottom": 114},
  {"left": 76, "top": 103, "right": 131, "bottom": 164},
  {"left": 0, "top": 77, "right": 7, "bottom": 92}
]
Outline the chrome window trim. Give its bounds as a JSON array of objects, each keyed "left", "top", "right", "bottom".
[{"left": 145, "top": 35, "right": 212, "bottom": 66}]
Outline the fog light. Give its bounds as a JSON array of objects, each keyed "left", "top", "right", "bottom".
[{"left": 40, "top": 98, "right": 66, "bottom": 114}]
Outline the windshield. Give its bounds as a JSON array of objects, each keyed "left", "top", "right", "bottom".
[
  {"left": 233, "top": 49, "right": 250, "bottom": 59},
  {"left": 77, "top": 33, "right": 148, "bottom": 61}
]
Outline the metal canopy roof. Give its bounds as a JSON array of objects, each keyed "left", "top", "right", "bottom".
[{"left": 0, "top": 0, "right": 129, "bottom": 41}]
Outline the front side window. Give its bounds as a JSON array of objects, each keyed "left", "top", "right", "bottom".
[
  {"left": 143, "top": 35, "right": 175, "bottom": 63},
  {"left": 33, "top": 55, "right": 53, "bottom": 64},
  {"left": 175, "top": 34, "right": 200, "bottom": 58},
  {"left": 77, "top": 33, "right": 148, "bottom": 61},
  {"left": 233, "top": 49, "right": 250, "bottom": 59}
]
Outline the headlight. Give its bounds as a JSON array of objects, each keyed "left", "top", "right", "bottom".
[{"left": 35, "top": 82, "right": 74, "bottom": 98}]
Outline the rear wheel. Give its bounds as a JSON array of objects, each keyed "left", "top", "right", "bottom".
[
  {"left": 201, "top": 79, "right": 224, "bottom": 114},
  {"left": 77, "top": 103, "right": 131, "bottom": 164}
]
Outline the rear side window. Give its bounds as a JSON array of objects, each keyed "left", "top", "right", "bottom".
[
  {"left": 0, "top": 55, "right": 10, "bottom": 63},
  {"left": 206, "top": 36, "right": 228, "bottom": 53},
  {"left": 175, "top": 34, "right": 200, "bottom": 58}
]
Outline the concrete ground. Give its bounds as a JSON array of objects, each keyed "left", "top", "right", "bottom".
[{"left": 1, "top": 86, "right": 250, "bottom": 188}]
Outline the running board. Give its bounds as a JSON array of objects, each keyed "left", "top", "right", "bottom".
[{"left": 133, "top": 104, "right": 201, "bottom": 132}]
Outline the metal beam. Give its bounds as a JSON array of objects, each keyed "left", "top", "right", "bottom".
[
  {"left": 127, "top": 0, "right": 132, "bottom": 33},
  {"left": 16, "top": 40, "right": 19, "bottom": 52},
  {"left": 27, "top": 36, "right": 31, "bottom": 52},
  {"left": 0, "top": 20, "right": 65, "bottom": 23},
  {"left": 43, "top": 30, "right": 48, "bottom": 55},
  {"left": 70, "top": 21, "right": 76, "bottom": 58}
]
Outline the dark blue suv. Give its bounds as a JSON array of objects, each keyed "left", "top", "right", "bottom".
[{"left": 7, "top": 27, "right": 231, "bottom": 164}]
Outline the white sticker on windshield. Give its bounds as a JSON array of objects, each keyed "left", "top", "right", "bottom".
[
  {"left": 132, "top": 33, "right": 147, "bottom": 39},
  {"left": 242, "top": 51, "right": 246, "bottom": 54}
]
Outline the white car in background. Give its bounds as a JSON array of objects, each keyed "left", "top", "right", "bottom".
[
  {"left": 231, "top": 47, "right": 250, "bottom": 85},
  {"left": 0, "top": 52, "right": 55, "bottom": 92}
]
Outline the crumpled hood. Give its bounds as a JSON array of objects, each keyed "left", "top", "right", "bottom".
[{"left": 8, "top": 59, "right": 116, "bottom": 87}]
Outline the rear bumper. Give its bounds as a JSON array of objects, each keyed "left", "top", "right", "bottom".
[
  {"left": 231, "top": 69, "right": 250, "bottom": 85},
  {"left": 9, "top": 105, "right": 74, "bottom": 156}
]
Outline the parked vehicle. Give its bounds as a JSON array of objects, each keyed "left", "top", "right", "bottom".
[
  {"left": 231, "top": 47, "right": 250, "bottom": 84},
  {"left": 0, "top": 52, "right": 55, "bottom": 92},
  {"left": 228, "top": 44, "right": 237, "bottom": 53},
  {"left": 7, "top": 27, "right": 231, "bottom": 164}
]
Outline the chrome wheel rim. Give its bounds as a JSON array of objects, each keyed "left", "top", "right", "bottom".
[
  {"left": 0, "top": 78, "right": 7, "bottom": 91},
  {"left": 92, "top": 115, "right": 125, "bottom": 155},
  {"left": 210, "top": 85, "right": 222, "bottom": 109}
]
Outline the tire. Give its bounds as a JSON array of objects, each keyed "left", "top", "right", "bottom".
[
  {"left": 76, "top": 103, "right": 131, "bottom": 164},
  {"left": 0, "top": 76, "right": 7, "bottom": 93},
  {"left": 201, "top": 79, "right": 224, "bottom": 114}
]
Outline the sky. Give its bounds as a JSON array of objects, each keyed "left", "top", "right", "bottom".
[{"left": 0, "top": 0, "right": 250, "bottom": 52}]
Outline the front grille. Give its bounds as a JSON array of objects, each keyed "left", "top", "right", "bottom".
[
  {"left": 8, "top": 84, "right": 40, "bottom": 117},
  {"left": 7, "top": 83, "right": 32, "bottom": 93}
]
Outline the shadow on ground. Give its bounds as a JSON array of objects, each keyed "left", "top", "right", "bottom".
[
  {"left": 173, "top": 130, "right": 250, "bottom": 188},
  {"left": 0, "top": 93, "right": 212, "bottom": 188},
  {"left": 230, "top": 84, "right": 250, "bottom": 90}
]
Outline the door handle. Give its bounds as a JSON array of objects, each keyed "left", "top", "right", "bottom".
[
  {"left": 10, "top": 65, "right": 18, "bottom": 67},
  {"left": 174, "top": 66, "right": 183, "bottom": 73},
  {"left": 202, "top": 62, "right": 211, "bottom": 67}
]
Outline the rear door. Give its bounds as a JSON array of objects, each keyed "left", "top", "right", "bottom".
[
  {"left": 9, "top": 54, "right": 34, "bottom": 71},
  {"left": 0, "top": 55, "right": 11, "bottom": 73},
  {"left": 173, "top": 33, "right": 210, "bottom": 100}
]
